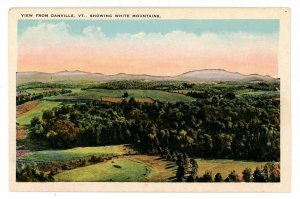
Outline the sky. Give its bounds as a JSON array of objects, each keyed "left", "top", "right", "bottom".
[{"left": 18, "top": 19, "right": 279, "bottom": 77}]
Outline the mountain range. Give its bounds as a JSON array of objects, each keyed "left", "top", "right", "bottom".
[{"left": 16, "top": 69, "right": 277, "bottom": 84}]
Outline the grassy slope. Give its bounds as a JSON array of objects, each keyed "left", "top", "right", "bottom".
[
  {"left": 196, "top": 159, "right": 267, "bottom": 178},
  {"left": 54, "top": 155, "right": 177, "bottom": 182},
  {"left": 20, "top": 145, "right": 132, "bottom": 163},
  {"left": 17, "top": 101, "right": 61, "bottom": 126},
  {"left": 54, "top": 157, "right": 149, "bottom": 182},
  {"left": 134, "top": 156, "right": 177, "bottom": 182},
  {"left": 46, "top": 89, "right": 195, "bottom": 103}
]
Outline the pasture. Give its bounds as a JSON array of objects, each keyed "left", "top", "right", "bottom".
[
  {"left": 19, "top": 145, "right": 133, "bottom": 163},
  {"left": 17, "top": 101, "right": 61, "bottom": 126},
  {"left": 54, "top": 155, "right": 177, "bottom": 182},
  {"left": 196, "top": 159, "right": 267, "bottom": 178},
  {"left": 46, "top": 89, "right": 195, "bottom": 103},
  {"left": 101, "top": 96, "right": 154, "bottom": 104}
]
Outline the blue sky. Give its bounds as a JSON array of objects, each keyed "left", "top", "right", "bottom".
[{"left": 18, "top": 19, "right": 279, "bottom": 37}]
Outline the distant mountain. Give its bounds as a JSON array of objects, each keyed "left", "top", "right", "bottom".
[
  {"left": 16, "top": 69, "right": 276, "bottom": 84},
  {"left": 173, "top": 69, "right": 274, "bottom": 82}
]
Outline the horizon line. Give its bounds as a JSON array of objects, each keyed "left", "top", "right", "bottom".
[{"left": 17, "top": 68, "right": 277, "bottom": 78}]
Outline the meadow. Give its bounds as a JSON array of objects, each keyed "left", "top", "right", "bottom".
[
  {"left": 195, "top": 159, "right": 267, "bottom": 179},
  {"left": 52, "top": 153, "right": 266, "bottom": 182},
  {"left": 54, "top": 155, "right": 177, "bottom": 182},
  {"left": 19, "top": 145, "right": 132, "bottom": 163},
  {"left": 17, "top": 101, "right": 61, "bottom": 126},
  {"left": 45, "top": 89, "right": 195, "bottom": 103}
]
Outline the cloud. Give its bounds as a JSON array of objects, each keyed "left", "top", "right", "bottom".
[
  {"left": 82, "top": 26, "right": 107, "bottom": 40},
  {"left": 18, "top": 22, "right": 278, "bottom": 77},
  {"left": 21, "top": 22, "right": 71, "bottom": 43}
]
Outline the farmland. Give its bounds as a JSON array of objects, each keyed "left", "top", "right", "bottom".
[
  {"left": 17, "top": 101, "right": 41, "bottom": 118},
  {"left": 45, "top": 89, "right": 195, "bottom": 103},
  {"left": 17, "top": 101, "right": 61, "bottom": 126}
]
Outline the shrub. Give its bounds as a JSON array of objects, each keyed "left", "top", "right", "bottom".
[{"left": 214, "top": 173, "right": 223, "bottom": 182}]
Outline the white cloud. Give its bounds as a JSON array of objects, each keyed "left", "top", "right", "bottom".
[
  {"left": 82, "top": 26, "right": 106, "bottom": 40},
  {"left": 19, "top": 22, "right": 278, "bottom": 56},
  {"left": 21, "top": 22, "right": 71, "bottom": 43}
]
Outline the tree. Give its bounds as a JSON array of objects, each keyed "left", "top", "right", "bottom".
[
  {"left": 225, "top": 170, "right": 240, "bottom": 182},
  {"left": 50, "top": 120, "right": 79, "bottom": 148},
  {"left": 242, "top": 168, "right": 252, "bottom": 182},
  {"left": 29, "top": 117, "right": 44, "bottom": 139},
  {"left": 123, "top": 91, "right": 129, "bottom": 98},
  {"left": 253, "top": 167, "right": 268, "bottom": 182},
  {"left": 214, "top": 173, "right": 223, "bottom": 182},
  {"left": 267, "top": 162, "right": 280, "bottom": 182},
  {"left": 128, "top": 97, "right": 138, "bottom": 107},
  {"left": 199, "top": 171, "right": 213, "bottom": 182},
  {"left": 42, "top": 110, "right": 54, "bottom": 123},
  {"left": 186, "top": 174, "right": 196, "bottom": 182},
  {"left": 183, "top": 153, "right": 190, "bottom": 173},
  {"left": 188, "top": 158, "right": 198, "bottom": 182},
  {"left": 176, "top": 165, "right": 185, "bottom": 182},
  {"left": 224, "top": 92, "right": 236, "bottom": 100},
  {"left": 30, "top": 116, "right": 41, "bottom": 127}
]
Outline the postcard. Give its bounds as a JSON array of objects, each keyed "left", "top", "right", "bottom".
[{"left": 9, "top": 8, "right": 291, "bottom": 192}]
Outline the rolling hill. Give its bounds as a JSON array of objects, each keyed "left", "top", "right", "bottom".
[{"left": 17, "top": 69, "right": 276, "bottom": 84}]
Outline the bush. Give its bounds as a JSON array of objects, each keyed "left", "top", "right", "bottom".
[
  {"left": 214, "top": 173, "right": 223, "bottom": 182},
  {"left": 198, "top": 171, "right": 213, "bottom": 182},
  {"left": 253, "top": 167, "right": 268, "bottom": 182},
  {"left": 242, "top": 168, "right": 252, "bottom": 182},
  {"left": 225, "top": 170, "right": 240, "bottom": 182}
]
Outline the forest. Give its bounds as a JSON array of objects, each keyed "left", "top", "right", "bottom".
[{"left": 28, "top": 92, "right": 279, "bottom": 161}]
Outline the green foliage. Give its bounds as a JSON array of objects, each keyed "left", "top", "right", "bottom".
[
  {"left": 198, "top": 170, "right": 213, "bottom": 182},
  {"left": 26, "top": 89, "right": 279, "bottom": 161},
  {"left": 253, "top": 167, "right": 268, "bottom": 182},
  {"left": 83, "top": 80, "right": 195, "bottom": 91},
  {"left": 253, "top": 162, "right": 280, "bottom": 182},
  {"left": 17, "top": 88, "right": 71, "bottom": 105},
  {"left": 16, "top": 163, "right": 54, "bottom": 182},
  {"left": 176, "top": 165, "right": 185, "bottom": 182},
  {"left": 242, "top": 168, "right": 252, "bottom": 182},
  {"left": 225, "top": 170, "right": 240, "bottom": 182},
  {"left": 214, "top": 173, "right": 223, "bottom": 182}
]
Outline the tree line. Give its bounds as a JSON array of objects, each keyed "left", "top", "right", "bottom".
[
  {"left": 17, "top": 89, "right": 72, "bottom": 105},
  {"left": 169, "top": 151, "right": 280, "bottom": 182}
]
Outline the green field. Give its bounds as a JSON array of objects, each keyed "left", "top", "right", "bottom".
[
  {"left": 235, "top": 89, "right": 279, "bottom": 96},
  {"left": 196, "top": 159, "right": 267, "bottom": 178},
  {"left": 25, "top": 88, "right": 59, "bottom": 94},
  {"left": 20, "top": 145, "right": 132, "bottom": 163},
  {"left": 17, "top": 101, "right": 61, "bottom": 126},
  {"left": 54, "top": 155, "right": 177, "bottom": 182},
  {"left": 54, "top": 155, "right": 266, "bottom": 182},
  {"left": 45, "top": 89, "right": 195, "bottom": 103}
]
